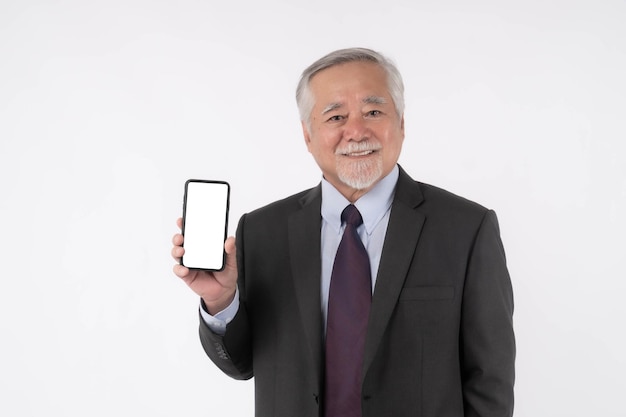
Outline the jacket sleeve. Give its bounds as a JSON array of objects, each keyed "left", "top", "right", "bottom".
[
  {"left": 198, "top": 214, "right": 253, "bottom": 380},
  {"left": 461, "top": 210, "right": 515, "bottom": 416},
  {"left": 199, "top": 303, "right": 253, "bottom": 380}
]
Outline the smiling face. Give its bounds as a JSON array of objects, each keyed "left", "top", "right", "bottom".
[{"left": 302, "top": 61, "right": 405, "bottom": 202}]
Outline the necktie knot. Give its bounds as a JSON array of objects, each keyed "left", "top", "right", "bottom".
[{"left": 341, "top": 204, "right": 363, "bottom": 228}]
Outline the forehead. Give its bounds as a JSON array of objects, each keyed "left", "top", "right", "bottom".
[{"left": 308, "top": 61, "right": 390, "bottom": 102}]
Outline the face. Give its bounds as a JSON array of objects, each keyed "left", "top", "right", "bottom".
[{"left": 302, "top": 61, "right": 405, "bottom": 202}]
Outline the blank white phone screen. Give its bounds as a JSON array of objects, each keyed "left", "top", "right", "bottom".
[{"left": 182, "top": 180, "right": 229, "bottom": 270}]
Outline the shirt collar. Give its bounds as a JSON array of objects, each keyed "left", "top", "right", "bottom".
[{"left": 321, "top": 165, "right": 399, "bottom": 235}]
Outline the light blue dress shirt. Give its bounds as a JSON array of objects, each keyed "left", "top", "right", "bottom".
[{"left": 201, "top": 165, "right": 399, "bottom": 335}]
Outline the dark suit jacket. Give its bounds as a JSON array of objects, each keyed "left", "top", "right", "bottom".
[{"left": 200, "top": 166, "right": 515, "bottom": 417}]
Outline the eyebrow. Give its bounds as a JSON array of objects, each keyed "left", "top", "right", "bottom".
[
  {"left": 363, "top": 95, "right": 387, "bottom": 105},
  {"left": 321, "top": 102, "right": 342, "bottom": 115},
  {"left": 320, "top": 96, "right": 387, "bottom": 115}
]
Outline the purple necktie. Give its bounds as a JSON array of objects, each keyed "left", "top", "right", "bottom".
[{"left": 324, "top": 204, "right": 372, "bottom": 417}]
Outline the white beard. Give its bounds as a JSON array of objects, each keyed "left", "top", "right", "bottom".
[{"left": 336, "top": 154, "right": 383, "bottom": 190}]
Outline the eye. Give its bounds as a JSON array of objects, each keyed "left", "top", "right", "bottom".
[
  {"left": 365, "top": 110, "right": 382, "bottom": 117},
  {"left": 326, "top": 114, "right": 345, "bottom": 122}
]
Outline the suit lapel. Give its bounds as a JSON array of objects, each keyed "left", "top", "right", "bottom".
[
  {"left": 362, "top": 168, "right": 425, "bottom": 374},
  {"left": 285, "top": 171, "right": 425, "bottom": 386},
  {"left": 288, "top": 185, "right": 324, "bottom": 386}
]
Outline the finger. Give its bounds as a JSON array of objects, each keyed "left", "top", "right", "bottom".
[
  {"left": 176, "top": 217, "right": 183, "bottom": 229},
  {"left": 172, "top": 233, "right": 184, "bottom": 246},
  {"left": 173, "top": 263, "right": 190, "bottom": 278},
  {"left": 171, "top": 245, "right": 184, "bottom": 260}
]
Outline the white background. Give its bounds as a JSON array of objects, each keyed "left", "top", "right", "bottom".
[{"left": 1, "top": 0, "right": 624, "bottom": 416}]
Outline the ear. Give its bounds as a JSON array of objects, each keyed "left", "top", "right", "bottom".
[{"left": 301, "top": 121, "right": 313, "bottom": 151}]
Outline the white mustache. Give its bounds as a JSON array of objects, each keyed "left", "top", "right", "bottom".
[{"left": 336, "top": 142, "right": 381, "bottom": 156}]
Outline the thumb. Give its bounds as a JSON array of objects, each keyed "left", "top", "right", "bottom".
[{"left": 223, "top": 236, "right": 237, "bottom": 271}]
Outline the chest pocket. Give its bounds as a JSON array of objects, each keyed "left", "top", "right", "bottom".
[{"left": 399, "top": 286, "right": 455, "bottom": 301}]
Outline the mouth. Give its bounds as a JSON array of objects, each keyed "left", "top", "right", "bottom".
[
  {"left": 337, "top": 146, "right": 380, "bottom": 158},
  {"left": 339, "top": 149, "right": 379, "bottom": 157}
]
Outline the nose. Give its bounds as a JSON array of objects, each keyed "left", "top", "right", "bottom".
[{"left": 343, "top": 116, "right": 369, "bottom": 142}]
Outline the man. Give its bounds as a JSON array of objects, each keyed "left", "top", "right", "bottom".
[{"left": 171, "top": 48, "right": 515, "bottom": 417}]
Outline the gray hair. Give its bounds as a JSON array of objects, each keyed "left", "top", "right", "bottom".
[{"left": 295, "top": 47, "right": 405, "bottom": 129}]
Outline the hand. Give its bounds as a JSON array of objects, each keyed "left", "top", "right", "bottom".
[{"left": 171, "top": 217, "right": 238, "bottom": 314}]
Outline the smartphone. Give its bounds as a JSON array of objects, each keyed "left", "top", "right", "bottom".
[{"left": 181, "top": 179, "right": 230, "bottom": 271}]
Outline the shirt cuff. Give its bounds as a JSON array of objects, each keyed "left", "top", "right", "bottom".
[{"left": 199, "top": 288, "right": 240, "bottom": 336}]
